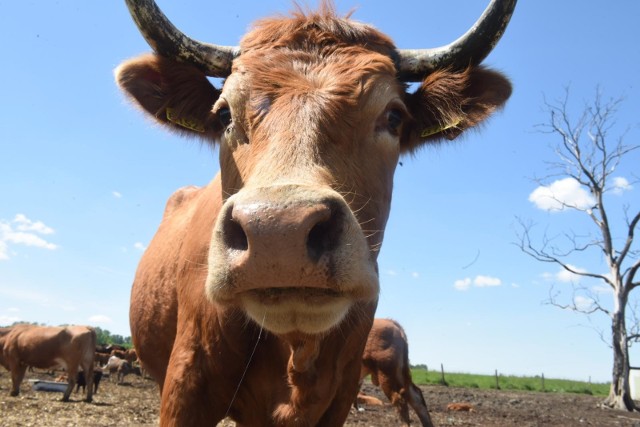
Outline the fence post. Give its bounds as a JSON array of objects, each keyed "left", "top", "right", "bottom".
[
  {"left": 440, "top": 363, "right": 447, "bottom": 386},
  {"left": 541, "top": 373, "right": 545, "bottom": 392},
  {"left": 495, "top": 369, "right": 500, "bottom": 390}
]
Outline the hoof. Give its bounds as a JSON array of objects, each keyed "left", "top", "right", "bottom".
[{"left": 10, "top": 391, "right": 19, "bottom": 397}]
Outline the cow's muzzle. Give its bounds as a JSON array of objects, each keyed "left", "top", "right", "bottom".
[{"left": 205, "top": 185, "right": 379, "bottom": 334}]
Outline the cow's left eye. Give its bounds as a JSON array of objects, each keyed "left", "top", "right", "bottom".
[
  {"left": 218, "top": 107, "right": 232, "bottom": 128},
  {"left": 386, "top": 109, "right": 404, "bottom": 136}
]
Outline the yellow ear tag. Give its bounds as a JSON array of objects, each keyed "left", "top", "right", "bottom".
[
  {"left": 166, "top": 108, "right": 205, "bottom": 133},
  {"left": 420, "top": 118, "right": 461, "bottom": 138}
]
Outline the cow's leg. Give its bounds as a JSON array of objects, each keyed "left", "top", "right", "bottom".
[
  {"left": 315, "top": 354, "right": 366, "bottom": 427},
  {"left": 378, "top": 374, "right": 411, "bottom": 427},
  {"left": 354, "top": 366, "right": 370, "bottom": 411},
  {"left": 9, "top": 365, "right": 27, "bottom": 397},
  {"left": 82, "top": 363, "right": 94, "bottom": 403},
  {"left": 93, "top": 372, "right": 101, "bottom": 394},
  {"left": 407, "top": 383, "right": 434, "bottom": 427},
  {"left": 63, "top": 367, "right": 78, "bottom": 402},
  {"left": 160, "top": 349, "right": 224, "bottom": 426},
  {"left": 353, "top": 378, "right": 364, "bottom": 411}
]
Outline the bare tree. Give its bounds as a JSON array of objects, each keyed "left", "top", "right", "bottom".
[{"left": 517, "top": 88, "right": 640, "bottom": 411}]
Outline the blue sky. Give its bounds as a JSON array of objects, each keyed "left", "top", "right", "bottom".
[{"left": 1, "top": 1, "right": 639, "bottom": 383}]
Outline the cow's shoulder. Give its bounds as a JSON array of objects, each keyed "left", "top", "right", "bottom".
[{"left": 164, "top": 185, "right": 202, "bottom": 217}]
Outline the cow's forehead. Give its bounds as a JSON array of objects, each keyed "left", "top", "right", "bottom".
[
  {"left": 219, "top": 60, "right": 404, "bottom": 161},
  {"left": 239, "top": 11, "right": 396, "bottom": 57}
]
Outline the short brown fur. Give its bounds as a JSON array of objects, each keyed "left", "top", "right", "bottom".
[{"left": 116, "top": 2, "right": 511, "bottom": 426}]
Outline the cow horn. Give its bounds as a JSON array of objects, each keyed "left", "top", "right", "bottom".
[
  {"left": 124, "top": 0, "right": 239, "bottom": 77},
  {"left": 396, "top": 0, "right": 517, "bottom": 82}
]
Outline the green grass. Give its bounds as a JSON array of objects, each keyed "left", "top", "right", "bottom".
[{"left": 410, "top": 368, "right": 610, "bottom": 397}]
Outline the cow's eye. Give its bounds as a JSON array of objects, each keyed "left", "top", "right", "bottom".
[
  {"left": 218, "top": 107, "right": 232, "bottom": 128},
  {"left": 386, "top": 109, "right": 404, "bottom": 136}
]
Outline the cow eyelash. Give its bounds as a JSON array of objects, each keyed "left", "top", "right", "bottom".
[
  {"left": 386, "top": 109, "right": 404, "bottom": 136},
  {"left": 217, "top": 107, "right": 232, "bottom": 129}
]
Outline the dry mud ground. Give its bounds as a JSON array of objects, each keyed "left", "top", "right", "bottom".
[{"left": 2, "top": 371, "right": 640, "bottom": 426}]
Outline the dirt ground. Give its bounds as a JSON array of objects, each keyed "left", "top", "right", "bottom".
[{"left": 2, "top": 371, "right": 640, "bottom": 426}]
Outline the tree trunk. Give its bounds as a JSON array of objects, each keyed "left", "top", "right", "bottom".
[{"left": 603, "top": 306, "right": 637, "bottom": 411}]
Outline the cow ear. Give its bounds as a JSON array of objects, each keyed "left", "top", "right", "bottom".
[
  {"left": 115, "top": 53, "right": 223, "bottom": 139},
  {"left": 402, "top": 67, "right": 512, "bottom": 153}
]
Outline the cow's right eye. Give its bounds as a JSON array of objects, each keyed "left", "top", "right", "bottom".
[{"left": 218, "top": 107, "right": 232, "bottom": 128}]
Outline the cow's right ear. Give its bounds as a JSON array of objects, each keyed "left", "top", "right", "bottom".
[
  {"left": 402, "top": 67, "right": 512, "bottom": 153},
  {"left": 115, "top": 53, "right": 223, "bottom": 139}
]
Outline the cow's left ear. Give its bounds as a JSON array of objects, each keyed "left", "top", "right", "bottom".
[
  {"left": 402, "top": 67, "right": 512, "bottom": 153},
  {"left": 115, "top": 53, "right": 223, "bottom": 140}
]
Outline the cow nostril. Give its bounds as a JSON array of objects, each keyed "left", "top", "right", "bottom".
[
  {"left": 307, "top": 209, "right": 342, "bottom": 262},
  {"left": 224, "top": 218, "right": 248, "bottom": 251}
]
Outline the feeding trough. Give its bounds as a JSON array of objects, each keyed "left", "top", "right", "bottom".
[{"left": 28, "top": 379, "right": 68, "bottom": 393}]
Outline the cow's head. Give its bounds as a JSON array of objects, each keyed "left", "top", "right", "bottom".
[{"left": 117, "top": 0, "right": 514, "bottom": 339}]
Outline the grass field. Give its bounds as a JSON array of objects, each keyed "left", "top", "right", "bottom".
[{"left": 410, "top": 368, "right": 611, "bottom": 396}]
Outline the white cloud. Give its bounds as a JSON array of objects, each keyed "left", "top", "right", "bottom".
[
  {"left": 474, "top": 275, "right": 502, "bottom": 287},
  {"left": 112, "top": 191, "right": 123, "bottom": 198},
  {"left": 454, "top": 278, "right": 472, "bottom": 291},
  {"left": 0, "top": 241, "right": 8, "bottom": 260},
  {"left": 557, "top": 269, "right": 578, "bottom": 283},
  {"left": 133, "top": 242, "right": 147, "bottom": 251},
  {"left": 0, "top": 214, "right": 58, "bottom": 260},
  {"left": 540, "top": 272, "right": 553, "bottom": 282},
  {"left": 4, "top": 231, "right": 58, "bottom": 250},
  {"left": 455, "top": 275, "right": 503, "bottom": 291},
  {"left": 412, "top": 272, "right": 420, "bottom": 279},
  {"left": 574, "top": 295, "right": 594, "bottom": 311},
  {"left": 13, "top": 214, "right": 54, "bottom": 234},
  {"left": 529, "top": 177, "right": 595, "bottom": 211},
  {"left": 611, "top": 177, "right": 632, "bottom": 195},
  {"left": 554, "top": 265, "right": 586, "bottom": 283},
  {"left": 89, "top": 314, "right": 113, "bottom": 324}
]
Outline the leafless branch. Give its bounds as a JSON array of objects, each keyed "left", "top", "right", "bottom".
[{"left": 523, "top": 88, "right": 640, "bottom": 397}]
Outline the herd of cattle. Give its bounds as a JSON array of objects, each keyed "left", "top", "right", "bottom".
[
  {"left": 1, "top": 319, "right": 433, "bottom": 426},
  {"left": 5, "top": 0, "right": 517, "bottom": 424},
  {"left": 0, "top": 324, "right": 140, "bottom": 403}
]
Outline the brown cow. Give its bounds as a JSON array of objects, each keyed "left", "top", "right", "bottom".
[
  {"left": 0, "top": 324, "right": 96, "bottom": 402},
  {"left": 94, "top": 351, "right": 111, "bottom": 366},
  {"left": 359, "top": 318, "right": 433, "bottom": 426},
  {"left": 116, "top": 0, "right": 515, "bottom": 425}
]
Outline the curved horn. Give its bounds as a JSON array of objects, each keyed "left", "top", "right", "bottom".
[
  {"left": 396, "top": 0, "right": 517, "bottom": 82},
  {"left": 124, "top": 0, "right": 239, "bottom": 77}
]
